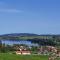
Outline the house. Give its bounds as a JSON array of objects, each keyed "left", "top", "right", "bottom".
[
  {"left": 16, "top": 50, "right": 31, "bottom": 55},
  {"left": 16, "top": 46, "right": 31, "bottom": 55},
  {"left": 16, "top": 51, "right": 22, "bottom": 55}
]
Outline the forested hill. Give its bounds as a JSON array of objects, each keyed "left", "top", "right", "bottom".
[
  {"left": 0, "top": 33, "right": 60, "bottom": 40},
  {"left": 0, "top": 33, "right": 60, "bottom": 46},
  {"left": 0, "top": 33, "right": 39, "bottom": 37}
]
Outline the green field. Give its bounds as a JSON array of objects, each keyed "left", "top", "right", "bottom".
[{"left": 0, "top": 53, "right": 48, "bottom": 60}]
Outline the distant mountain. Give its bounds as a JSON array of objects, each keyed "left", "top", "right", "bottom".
[
  {"left": 0, "top": 33, "right": 60, "bottom": 37},
  {"left": 0, "top": 33, "right": 60, "bottom": 41},
  {"left": 0, "top": 33, "right": 39, "bottom": 37},
  {"left": 0, "top": 33, "right": 60, "bottom": 46}
]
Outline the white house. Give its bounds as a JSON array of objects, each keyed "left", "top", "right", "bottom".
[{"left": 16, "top": 51, "right": 31, "bottom": 55}]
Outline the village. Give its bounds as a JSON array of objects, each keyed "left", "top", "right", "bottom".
[
  {"left": 15, "top": 45, "right": 60, "bottom": 60},
  {"left": 13, "top": 45, "right": 60, "bottom": 56}
]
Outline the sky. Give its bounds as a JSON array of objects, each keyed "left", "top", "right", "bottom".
[{"left": 0, "top": 0, "right": 60, "bottom": 35}]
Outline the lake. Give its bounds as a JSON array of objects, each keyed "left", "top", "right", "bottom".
[{"left": 0, "top": 40, "right": 39, "bottom": 46}]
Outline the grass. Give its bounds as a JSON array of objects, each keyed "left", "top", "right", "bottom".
[{"left": 0, "top": 53, "right": 48, "bottom": 60}]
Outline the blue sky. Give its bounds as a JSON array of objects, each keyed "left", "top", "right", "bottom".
[{"left": 0, "top": 0, "right": 60, "bottom": 35}]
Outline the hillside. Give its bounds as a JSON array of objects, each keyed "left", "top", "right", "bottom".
[
  {"left": 0, "top": 33, "right": 60, "bottom": 46},
  {"left": 0, "top": 33, "right": 60, "bottom": 40}
]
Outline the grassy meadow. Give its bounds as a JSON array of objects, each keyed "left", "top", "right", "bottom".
[{"left": 0, "top": 53, "right": 48, "bottom": 60}]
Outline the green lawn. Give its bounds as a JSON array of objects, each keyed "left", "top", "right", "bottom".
[{"left": 0, "top": 53, "right": 48, "bottom": 60}]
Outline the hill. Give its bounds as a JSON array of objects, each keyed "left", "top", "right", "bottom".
[
  {"left": 0, "top": 33, "right": 60, "bottom": 40},
  {"left": 0, "top": 33, "right": 60, "bottom": 46}
]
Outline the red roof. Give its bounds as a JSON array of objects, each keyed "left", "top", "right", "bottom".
[{"left": 16, "top": 51, "right": 31, "bottom": 53}]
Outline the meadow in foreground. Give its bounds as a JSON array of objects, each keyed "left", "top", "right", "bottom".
[{"left": 0, "top": 53, "right": 48, "bottom": 60}]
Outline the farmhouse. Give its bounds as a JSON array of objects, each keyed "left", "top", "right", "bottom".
[
  {"left": 16, "top": 46, "right": 31, "bottom": 55},
  {"left": 16, "top": 51, "right": 31, "bottom": 55}
]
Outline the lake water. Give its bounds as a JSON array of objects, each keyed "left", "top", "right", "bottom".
[{"left": 1, "top": 40, "right": 39, "bottom": 46}]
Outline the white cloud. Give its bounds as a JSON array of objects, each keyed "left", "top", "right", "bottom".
[{"left": 0, "top": 9, "right": 22, "bottom": 13}]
